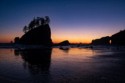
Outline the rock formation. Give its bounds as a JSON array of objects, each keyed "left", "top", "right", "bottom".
[
  {"left": 19, "top": 24, "right": 52, "bottom": 46},
  {"left": 59, "top": 40, "right": 70, "bottom": 46},
  {"left": 111, "top": 30, "right": 125, "bottom": 45},
  {"left": 14, "top": 16, "right": 53, "bottom": 47},
  {"left": 91, "top": 29, "right": 125, "bottom": 45},
  {"left": 92, "top": 36, "right": 110, "bottom": 45}
]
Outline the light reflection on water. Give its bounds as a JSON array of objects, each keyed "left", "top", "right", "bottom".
[{"left": 0, "top": 48, "right": 125, "bottom": 83}]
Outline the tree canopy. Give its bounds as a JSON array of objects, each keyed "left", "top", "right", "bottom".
[{"left": 23, "top": 16, "right": 50, "bottom": 33}]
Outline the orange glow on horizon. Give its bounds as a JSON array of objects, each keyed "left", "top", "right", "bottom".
[
  {"left": 52, "top": 38, "right": 91, "bottom": 44},
  {"left": 51, "top": 26, "right": 115, "bottom": 44},
  {"left": 0, "top": 36, "right": 14, "bottom": 43},
  {"left": 0, "top": 30, "right": 23, "bottom": 43},
  {"left": 0, "top": 35, "right": 92, "bottom": 44},
  {"left": 52, "top": 34, "right": 92, "bottom": 44},
  {"left": 0, "top": 26, "right": 114, "bottom": 44}
]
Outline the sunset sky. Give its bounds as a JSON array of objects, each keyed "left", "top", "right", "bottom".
[{"left": 0, "top": 0, "right": 125, "bottom": 43}]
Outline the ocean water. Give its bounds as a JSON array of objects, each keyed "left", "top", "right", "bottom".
[{"left": 0, "top": 47, "right": 125, "bottom": 83}]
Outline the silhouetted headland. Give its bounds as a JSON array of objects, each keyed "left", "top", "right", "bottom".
[
  {"left": 92, "top": 36, "right": 110, "bottom": 45},
  {"left": 92, "top": 29, "right": 125, "bottom": 46},
  {"left": 14, "top": 16, "right": 53, "bottom": 48},
  {"left": 111, "top": 30, "right": 125, "bottom": 45}
]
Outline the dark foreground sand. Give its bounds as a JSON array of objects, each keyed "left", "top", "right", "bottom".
[{"left": 0, "top": 48, "right": 125, "bottom": 83}]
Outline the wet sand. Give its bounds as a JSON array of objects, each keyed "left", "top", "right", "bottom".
[{"left": 0, "top": 47, "right": 125, "bottom": 83}]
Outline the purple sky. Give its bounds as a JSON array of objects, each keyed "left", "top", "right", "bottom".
[{"left": 0, "top": 0, "right": 125, "bottom": 43}]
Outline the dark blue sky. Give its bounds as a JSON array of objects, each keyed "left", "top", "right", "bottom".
[{"left": 0, "top": 0, "right": 125, "bottom": 43}]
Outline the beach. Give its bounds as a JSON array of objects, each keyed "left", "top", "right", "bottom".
[{"left": 0, "top": 47, "right": 125, "bottom": 83}]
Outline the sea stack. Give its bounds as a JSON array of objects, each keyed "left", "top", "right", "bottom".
[
  {"left": 111, "top": 30, "right": 125, "bottom": 45},
  {"left": 19, "top": 24, "right": 52, "bottom": 46},
  {"left": 15, "top": 16, "right": 53, "bottom": 47}
]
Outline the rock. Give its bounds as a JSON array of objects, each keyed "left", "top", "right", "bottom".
[
  {"left": 111, "top": 30, "right": 125, "bottom": 45},
  {"left": 59, "top": 40, "right": 70, "bottom": 46},
  {"left": 91, "top": 29, "right": 125, "bottom": 45},
  {"left": 14, "top": 37, "right": 20, "bottom": 44},
  {"left": 91, "top": 36, "right": 110, "bottom": 45},
  {"left": 19, "top": 24, "right": 52, "bottom": 46}
]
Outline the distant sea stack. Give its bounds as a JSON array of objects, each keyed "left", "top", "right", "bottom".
[
  {"left": 14, "top": 16, "right": 53, "bottom": 46},
  {"left": 91, "top": 36, "right": 110, "bottom": 45},
  {"left": 59, "top": 40, "right": 70, "bottom": 46},
  {"left": 91, "top": 29, "right": 125, "bottom": 45}
]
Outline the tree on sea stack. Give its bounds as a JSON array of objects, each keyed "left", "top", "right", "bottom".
[
  {"left": 45, "top": 16, "right": 50, "bottom": 24},
  {"left": 23, "top": 16, "right": 50, "bottom": 33},
  {"left": 19, "top": 16, "right": 53, "bottom": 46},
  {"left": 23, "top": 26, "right": 28, "bottom": 33}
]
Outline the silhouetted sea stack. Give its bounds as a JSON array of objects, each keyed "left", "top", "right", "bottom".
[
  {"left": 91, "top": 29, "right": 125, "bottom": 45},
  {"left": 59, "top": 40, "right": 70, "bottom": 46},
  {"left": 19, "top": 24, "right": 52, "bottom": 46},
  {"left": 14, "top": 16, "right": 53, "bottom": 47},
  {"left": 92, "top": 36, "right": 110, "bottom": 45},
  {"left": 111, "top": 30, "right": 125, "bottom": 45}
]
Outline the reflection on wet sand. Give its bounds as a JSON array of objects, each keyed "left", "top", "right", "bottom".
[
  {"left": 0, "top": 47, "right": 125, "bottom": 83},
  {"left": 14, "top": 49, "right": 52, "bottom": 74},
  {"left": 59, "top": 47, "right": 70, "bottom": 53}
]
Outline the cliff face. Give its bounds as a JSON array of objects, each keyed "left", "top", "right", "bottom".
[
  {"left": 111, "top": 30, "right": 125, "bottom": 45},
  {"left": 19, "top": 24, "right": 52, "bottom": 46}
]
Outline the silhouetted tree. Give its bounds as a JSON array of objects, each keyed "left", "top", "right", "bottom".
[
  {"left": 45, "top": 16, "right": 50, "bottom": 24},
  {"left": 28, "top": 21, "right": 33, "bottom": 30},
  {"left": 35, "top": 17, "right": 40, "bottom": 27},
  {"left": 28, "top": 20, "right": 35, "bottom": 30},
  {"left": 33, "top": 17, "right": 37, "bottom": 28},
  {"left": 23, "top": 26, "right": 28, "bottom": 33},
  {"left": 23, "top": 16, "right": 51, "bottom": 33},
  {"left": 40, "top": 17, "right": 45, "bottom": 25}
]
